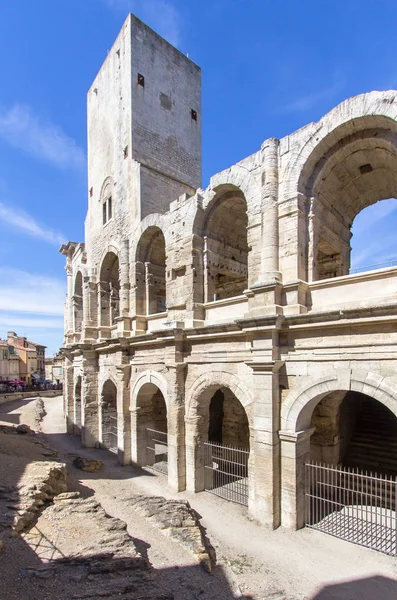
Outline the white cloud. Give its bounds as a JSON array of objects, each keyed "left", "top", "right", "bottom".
[
  {"left": 0, "top": 104, "right": 86, "bottom": 170},
  {"left": 0, "top": 268, "right": 65, "bottom": 316},
  {"left": 281, "top": 77, "right": 344, "bottom": 113},
  {"left": 0, "top": 200, "right": 66, "bottom": 245},
  {"left": 105, "top": 0, "right": 181, "bottom": 47}
]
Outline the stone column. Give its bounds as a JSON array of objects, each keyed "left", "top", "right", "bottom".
[
  {"left": 166, "top": 364, "right": 186, "bottom": 492},
  {"left": 119, "top": 240, "right": 130, "bottom": 316},
  {"left": 261, "top": 137, "right": 280, "bottom": 281},
  {"left": 246, "top": 138, "right": 283, "bottom": 317},
  {"left": 81, "top": 351, "right": 99, "bottom": 448},
  {"left": 66, "top": 263, "right": 74, "bottom": 334},
  {"left": 248, "top": 360, "right": 283, "bottom": 527},
  {"left": 185, "top": 415, "right": 204, "bottom": 493},
  {"left": 64, "top": 356, "right": 74, "bottom": 434},
  {"left": 116, "top": 360, "right": 132, "bottom": 466},
  {"left": 203, "top": 237, "right": 215, "bottom": 303},
  {"left": 279, "top": 428, "right": 314, "bottom": 529}
]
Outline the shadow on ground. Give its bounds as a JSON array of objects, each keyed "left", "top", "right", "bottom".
[
  {"left": 0, "top": 396, "right": 252, "bottom": 600},
  {"left": 312, "top": 575, "right": 397, "bottom": 599}
]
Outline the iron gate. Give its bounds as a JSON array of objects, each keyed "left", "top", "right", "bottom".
[
  {"left": 305, "top": 462, "right": 397, "bottom": 556},
  {"left": 204, "top": 442, "right": 249, "bottom": 506},
  {"left": 146, "top": 428, "right": 168, "bottom": 474}
]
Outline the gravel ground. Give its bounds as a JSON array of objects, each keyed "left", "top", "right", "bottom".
[{"left": 2, "top": 395, "right": 397, "bottom": 599}]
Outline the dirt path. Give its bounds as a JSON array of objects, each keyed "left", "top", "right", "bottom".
[{"left": 3, "top": 395, "right": 397, "bottom": 599}]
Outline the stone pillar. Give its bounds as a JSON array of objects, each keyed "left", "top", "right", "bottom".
[
  {"left": 246, "top": 138, "right": 283, "bottom": 317},
  {"left": 203, "top": 237, "right": 215, "bottom": 303},
  {"left": 185, "top": 415, "right": 204, "bottom": 493},
  {"left": 116, "top": 361, "right": 132, "bottom": 466},
  {"left": 119, "top": 240, "right": 130, "bottom": 316},
  {"left": 166, "top": 364, "right": 186, "bottom": 492},
  {"left": 81, "top": 351, "right": 99, "bottom": 448},
  {"left": 279, "top": 428, "right": 314, "bottom": 529},
  {"left": 66, "top": 263, "right": 74, "bottom": 334},
  {"left": 248, "top": 361, "right": 283, "bottom": 528},
  {"left": 261, "top": 137, "right": 280, "bottom": 281},
  {"left": 64, "top": 356, "right": 74, "bottom": 434}
]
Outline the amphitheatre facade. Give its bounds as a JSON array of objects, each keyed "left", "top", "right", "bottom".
[{"left": 61, "top": 14, "right": 397, "bottom": 531}]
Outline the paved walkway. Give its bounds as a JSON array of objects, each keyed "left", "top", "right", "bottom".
[{"left": 3, "top": 395, "right": 397, "bottom": 599}]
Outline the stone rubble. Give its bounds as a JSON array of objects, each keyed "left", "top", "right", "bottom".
[{"left": 125, "top": 495, "right": 214, "bottom": 571}]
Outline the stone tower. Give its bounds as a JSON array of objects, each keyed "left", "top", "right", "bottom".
[{"left": 86, "top": 13, "right": 201, "bottom": 259}]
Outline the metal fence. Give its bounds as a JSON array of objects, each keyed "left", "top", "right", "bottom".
[
  {"left": 204, "top": 442, "right": 249, "bottom": 506},
  {"left": 305, "top": 462, "right": 397, "bottom": 556},
  {"left": 146, "top": 428, "right": 168, "bottom": 474}
]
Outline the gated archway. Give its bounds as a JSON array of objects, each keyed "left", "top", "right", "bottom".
[
  {"left": 131, "top": 377, "right": 168, "bottom": 473},
  {"left": 280, "top": 370, "right": 397, "bottom": 555},
  {"left": 186, "top": 373, "right": 252, "bottom": 506}
]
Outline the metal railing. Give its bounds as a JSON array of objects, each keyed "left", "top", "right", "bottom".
[
  {"left": 204, "top": 441, "right": 249, "bottom": 506},
  {"left": 305, "top": 462, "right": 397, "bottom": 556},
  {"left": 349, "top": 259, "right": 397, "bottom": 274},
  {"left": 146, "top": 428, "right": 168, "bottom": 474}
]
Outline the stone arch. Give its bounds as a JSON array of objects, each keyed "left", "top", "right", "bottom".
[
  {"left": 280, "top": 91, "right": 397, "bottom": 281},
  {"left": 99, "top": 176, "right": 114, "bottom": 202},
  {"left": 130, "top": 371, "right": 169, "bottom": 471},
  {"left": 281, "top": 369, "right": 397, "bottom": 433},
  {"left": 73, "top": 271, "right": 83, "bottom": 333},
  {"left": 130, "top": 371, "right": 168, "bottom": 410},
  {"left": 186, "top": 371, "right": 253, "bottom": 494},
  {"left": 99, "top": 248, "right": 120, "bottom": 326},
  {"left": 282, "top": 91, "right": 397, "bottom": 202},
  {"left": 280, "top": 368, "right": 397, "bottom": 529},
  {"left": 130, "top": 214, "right": 170, "bottom": 264},
  {"left": 100, "top": 378, "right": 118, "bottom": 452},
  {"left": 186, "top": 371, "right": 253, "bottom": 423},
  {"left": 134, "top": 225, "right": 167, "bottom": 315},
  {"left": 196, "top": 185, "right": 250, "bottom": 302}
]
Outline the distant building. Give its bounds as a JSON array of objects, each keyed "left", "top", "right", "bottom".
[
  {"left": 45, "top": 353, "right": 64, "bottom": 385},
  {"left": 0, "top": 341, "right": 20, "bottom": 381},
  {"left": 7, "top": 331, "right": 46, "bottom": 383}
]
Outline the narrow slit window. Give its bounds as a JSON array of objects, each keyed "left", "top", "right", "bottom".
[
  {"left": 103, "top": 202, "right": 107, "bottom": 225},
  {"left": 137, "top": 73, "right": 145, "bottom": 87},
  {"left": 191, "top": 109, "right": 197, "bottom": 121},
  {"left": 108, "top": 196, "right": 112, "bottom": 220}
]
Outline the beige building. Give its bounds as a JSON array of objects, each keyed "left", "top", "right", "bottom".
[
  {"left": 0, "top": 341, "right": 20, "bottom": 382},
  {"left": 61, "top": 14, "right": 397, "bottom": 532},
  {"left": 45, "top": 353, "right": 64, "bottom": 385},
  {"left": 7, "top": 331, "right": 46, "bottom": 383}
]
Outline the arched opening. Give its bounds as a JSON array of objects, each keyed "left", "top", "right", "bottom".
[
  {"left": 135, "top": 227, "right": 166, "bottom": 315},
  {"left": 193, "top": 385, "right": 250, "bottom": 505},
  {"left": 299, "top": 117, "right": 397, "bottom": 281},
  {"left": 203, "top": 189, "right": 249, "bottom": 301},
  {"left": 135, "top": 383, "right": 168, "bottom": 472},
  {"left": 73, "top": 272, "right": 83, "bottom": 333},
  {"left": 101, "top": 380, "right": 118, "bottom": 452},
  {"left": 99, "top": 252, "right": 120, "bottom": 326},
  {"left": 309, "top": 390, "right": 397, "bottom": 475},
  {"left": 74, "top": 376, "right": 82, "bottom": 435},
  {"left": 350, "top": 198, "right": 397, "bottom": 273},
  {"left": 303, "top": 389, "right": 397, "bottom": 549}
]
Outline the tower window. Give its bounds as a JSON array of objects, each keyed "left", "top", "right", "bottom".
[
  {"left": 89, "top": 187, "right": 93, "bottom": 197},
  {"left": 103, "top": 196, "right": 113, "bottom": 225},
  {"left": 137, "top": 73, "right": 145, "bottom": 87},
  {"left": 124, "top": 145, "right": 128, "bottom": 159},
  {"left": 191, "top": 109, "right": 197, "bottom": 121}
]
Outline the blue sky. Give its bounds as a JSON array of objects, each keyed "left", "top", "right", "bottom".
[{"left": 0, "top": 0, "right": 397, "bottom": 355}]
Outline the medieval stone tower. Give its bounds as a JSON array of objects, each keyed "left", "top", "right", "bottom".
[{"left": 62, "top": 13, "right": 397, "bottom": 533}]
